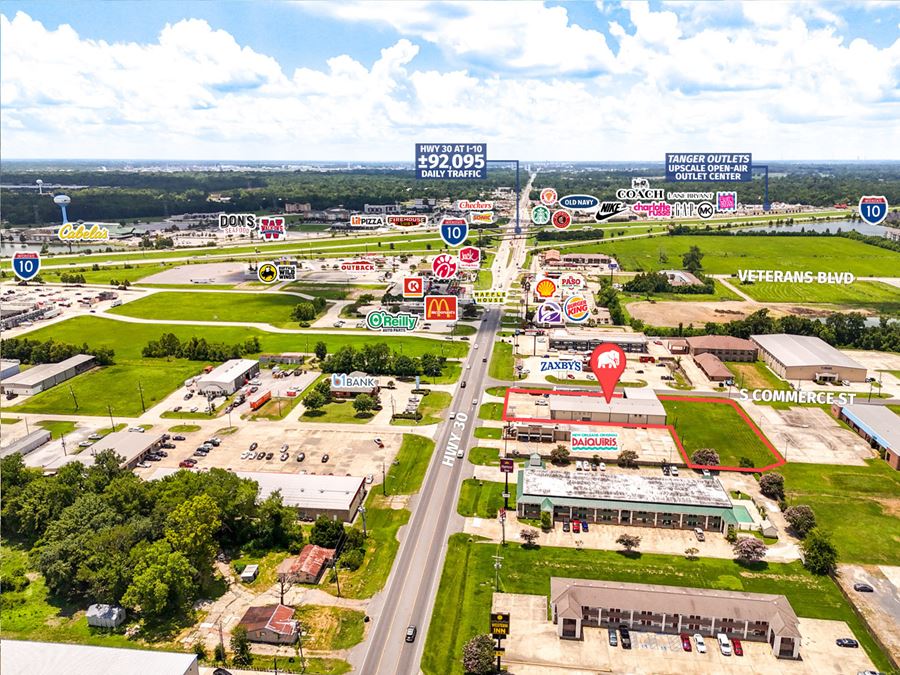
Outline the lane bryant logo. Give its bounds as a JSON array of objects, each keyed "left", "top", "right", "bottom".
[{"left": 424, "top": 295, "right": 458, "bottom": 321}]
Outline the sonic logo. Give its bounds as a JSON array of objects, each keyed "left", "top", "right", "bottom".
[
  {"left": 424, "top": 295, "right": 458, "bottom": 321},
  {"left": 534, "top": 277, "right": 557, "bottom": 298}
]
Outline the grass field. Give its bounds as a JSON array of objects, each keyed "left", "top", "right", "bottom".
[
  {"left": 560, "top": 235, "right": 900, "bottom": 276},
  {"left": 478, "top": 402, "right": 504, "bottom": 421},
  {"left": 168, "top": 423, "right": 202, "bottom": 432},
  {"left": 725, "top": 361, "right": 790, "bottom": 390},
  {"left": 246, "top": 394, "right": 302, "bottom": 420},
  {"left": 736, "top": 280, "right": 900, "bottom": 312},
  {"left": 109, "top": 291, "right": 307, "bottom": 327},
  {"left": 488, "top": 341, "right": 515, "bottom": 381},
  {"left": 662, "top": 399, "right": 777, "bottom": 469},
  {"left": 300, "top": 399, "right": 374, "bottom": 424},
  {"left": 0, "top": 416, "right": 22, "bottom": 424},
  {"left": 420, "top": 536, "right": 891, "bottom": 675},
  {"left": 779, "top": 460, "right": 900, "bottom": 565},
  {"left": 19, "top": 316, "right": 469, "bottom": 361},
  {"left": 384, "top": 434, "right": 435, "bottom": 494},
  {"left": 35, "top": 420, "right": 77, "bottom": 439},
  {"left": 473, "top": 427, "right": 502, "bottom": 439},
  {"left": 41, "top": 262, "right": 175, "bottom": 285},
  {"left": 284, "top": 283, "right": 351, "bottom": 300},
  {"left": 621, "top": 279, "right": 742, "bottom": 303},
  {"left": 392, "top": 391, "right": 451, "bottom": 426},
  {"left": 294, "top": 605, "right": 365, "bottom": 651},
  {"left": 12, "top": 361, "right": 200, "bottom": 418},
  {"left": 457, "top": 479, "right": 516, "bottom": 518}
]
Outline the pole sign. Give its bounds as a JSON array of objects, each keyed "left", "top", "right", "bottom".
[
  {"left": 499, "top": 458, "right": 515, "bottom": 474},
  {"left": 11, "top": 251, "right": 41, "bottom": 281},
  {"left": 858, "top": 196, "right": 889, "bottom": 226},
  {"left": 415, "top": 143, "right": 487, "bottom": 179},
  {"left": 491, "top": 612, "right": 510, "bottom": 638},
  {"left": 439, "top": 217, "right": 469, "bottom": 247},
  {"left": 665, "top": 153, "right": 752, "bottom": 182}
]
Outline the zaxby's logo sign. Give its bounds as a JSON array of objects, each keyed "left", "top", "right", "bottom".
[
  {"left": 258, "top": 216, "right": 286, "bottom": 241},
  {"left": 458, "top": 246, "right": 481, "bottom": 269},
  {"left": 424, "top": 295, "right": 458, "bottom": 321},
  {"left": 402, "top": 277, "right": 425, "bottom": 298},
  {"left": 540, "top": 359, "right": 582, "bottom": 373}
]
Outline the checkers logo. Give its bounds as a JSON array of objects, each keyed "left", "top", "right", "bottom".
[{"left": 424, "top": 295, "right": 458, "bottom": 321}]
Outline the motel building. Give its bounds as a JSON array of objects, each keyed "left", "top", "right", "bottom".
[
  {"left": 550, "top": 578, "right": 801, "bottom": 659},
  {"left": 516, "top": 468, "right": 739, "bottom": 533}
]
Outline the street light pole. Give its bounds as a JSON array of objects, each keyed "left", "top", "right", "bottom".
[{"left": 359, "top": 506, "right": 368, "bottom": 537}]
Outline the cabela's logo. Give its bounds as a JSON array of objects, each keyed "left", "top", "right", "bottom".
[{"left": 58, "top": 223, "right": 110, "bottom": 241}]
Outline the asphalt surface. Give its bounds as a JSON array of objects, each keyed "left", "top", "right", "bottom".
[{"left": 357, "top": 308, "right": 501, "bottom": 675}]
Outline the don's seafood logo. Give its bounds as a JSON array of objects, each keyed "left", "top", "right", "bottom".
[
  {"left": 534, "top": 277, "right": 557, "bottom": 298},
  {"left": 563, "top": 295, "right": 590, "bottom": 323}
]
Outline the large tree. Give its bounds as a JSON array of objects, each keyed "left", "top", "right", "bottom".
[
  {"left": 691, "top": 448, "right": 720, "bottom": 466},
  {"left": 310, "top": 515, "right": 345, "bottom": 549},
  {"left": 682, "top": 245, "right": 704, "bottom": 272},
  {"left": 462, "top": 634, "right": 495, "bottom": 674},
  {"left": 759, "top": 473, "right": 785, "bottom": 500},
  {"left": 314, "top": 341, "right": 328, "bottom": 360},
  {"left": 732, "top": 537, "right": 767, "bottom": 563},
  {"left": 616, "top": 533, "right": 641, "bottom": 552},
  {"left": 353, "top": 393, "right": 377, "bottom": 415},
  {"left": 122, "top": 539, "right": 197, "bottom": 621},
  {"left": 164, "top": 493, "right": 222, "bottom": 580},
  {"left": 801, "top": 529, "right": 838, "bottom": 575},
  {"left": 230, "top": 625, "right": 253, "bottom": 666},
  {"left": 784, "top": 505, "right": 816, "bottom": 537}
]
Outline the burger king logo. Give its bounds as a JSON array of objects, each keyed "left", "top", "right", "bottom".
[
  {"left": 563, "top": 295, "right": 590, "bottom": 323},
  {"left": 534, "top": 277, "right": 557, "bottom": 299}
]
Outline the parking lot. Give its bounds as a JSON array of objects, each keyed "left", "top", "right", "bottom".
[{"left": 493, "top": 593, "right": 879, "bottom": 675}]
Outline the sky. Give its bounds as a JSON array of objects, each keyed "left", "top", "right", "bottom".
[{"left": 1, "top": 0, "right": 899, "bottom": 161}]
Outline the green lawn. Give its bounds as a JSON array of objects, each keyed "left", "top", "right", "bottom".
[
  {"left": 19, "top": 316, "right": 469, "bottom": 361},
  {"left": 420, "top": 360, "right": 462, "bottom": 385},
  {"left": 488, "top": 341, "right": 515, "bottom": 381},
  {"left": 42, "top": 262, "right": 175, "bottom": 285},
  {"left": 392, "top": 390, "right": 451, "bottom": 426},
  {"left": 300, "top": 399, "right": 374, "bottom": 424},
  {"left": 736, "top": 280, "right": 900, "bottom": 313},
  {"left": 621, "top": 279, "right": 742, "bottom": 303},
  {"left": 451, "top": 323, "right": 478, "bottom": 336},
  {"left": 457, "top": 479, "right": 516, "bottom": 518},
  {"left": 384, "top": 434, "right": 436, "bottom": 494},
  {"left": 779, "top": 460, "right": 900, "bottom": 565},
  {"left": 246, "top": 395, "right": 303, "bottom": 421},
  {"left": 231, "top": 549, "right": 292, "bottom": 590},
  {"left": 478, "top": 402, "right": 504, "bottom": 421},
  {"left": 473, "top": 427, "right": 502, "bottom": 440},
  {"left": 725, "top": 361, "right": 790, "bottom": 390},
  {"left": 421, "top": 536, "right": 892, "bottom": 675},
  {"left": 284, "top": 283, "right": 351, "bottom": 300},
  {"left": 242, "top": 654, "right": 350, "bottom": 674},
  {"left": 35, "top": 419, "right": 78, "bottom": 439},
  {"left": 11, "top": 361, "right": 201, "bottom": 418},
  {"left": 109, "top": 291, "right": 309, "bottom": 327},
  {"left": 293, "top": 606, "right": 365, "bottom": 650},
  {"left": 560, "top": 235, "right": 900, "bottom": 276},
  {"left": 167, "top": 423, "right": 202, "bottom": 432},
  {"left": 662, "top": 399, "right": 777, "bottom": 468},
  {"left": 0, "top": 416, "right": 22, "bottom": 424}
]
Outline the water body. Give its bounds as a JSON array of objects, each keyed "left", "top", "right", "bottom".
[{"left": 735, "top": 219, "right": 889, "bottom": 236}]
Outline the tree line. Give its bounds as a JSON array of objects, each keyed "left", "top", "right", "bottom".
[
  {"left": 0, "top": 337, "right": 115, "bottom": 366},
  {"left": 623, "top": 271, "right": 715, "bottom": 295},
  {"left": 142, "top": 333, "right": 261, "bottom": 361},
  {"left": 318, "top": 342, "right": 447, "bottom": 378}
]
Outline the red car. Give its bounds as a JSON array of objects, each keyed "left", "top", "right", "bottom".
[
  {"left": 680, "top": 633, "right": 692, "bottom": 652},
  {"left": 572, "top": 520, "right": 580, "bottom": 533},
  {"left": 178, "top": 459, "right": 196, "bottom": 468},
  {"left": 731, "top": 638, "right": 743, "bottom": 656}
]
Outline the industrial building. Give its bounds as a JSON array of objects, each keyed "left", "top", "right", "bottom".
[
  {"left": 693, "top": 352, "right": 733, "bottom": 382},
  {"left": 542, "top": 250, "right": 618, "bottom": 268},
  {"left": 516, "top": 469, "right": 737, "bottom": 532},
  {"left": 195, "top": 358, "right": 260, "bottom": 396},
  {"left": 277, "top": 544, "right": 336, "bottom": 584},
  {"left": 0, "top": 354, "right": 96, "bottom": 396},
  {"left": 751, "top": 334, "right": 867, "bottom": 383},
  {"left": 1, "top": 640, "right": 199, "bottom": 675},
  {"left": 238, "top": 603, "right": 299, "bottom": 644},
  {"left": 0, "top": 358, "right": 21, "bottom": 379},
  {"left": 0, "top": 429, "right": 52, "bottom": 459},
  {"left": 549, "top": 578, "right": 800, "bottom": 659},
  {"left": 92, "top": 430, "right": 167, "bottom": 469},
  {"left": 660, "top": 269, "right": 704, "bottom": 286},
  {"left": 239, "top": 471, "right": 366, "bottom": 522},
  {"left": 549, "top": 329, "right": 648, "bottom": 353},
  {"left": 685, "top": 335, "right": 758, "bottom": 362},
  {"left": 832, "top": 403, "right": 900, "bottom": 470}
]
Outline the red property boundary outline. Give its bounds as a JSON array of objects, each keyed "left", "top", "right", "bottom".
[{"left": 501, "top": 387, "right": 784, "bottom": 473}]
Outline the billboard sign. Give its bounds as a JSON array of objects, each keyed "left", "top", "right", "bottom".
[
  {"left": 665, "top": 153, "right": 752, "bottom": 182},
  {"left": 491, "top": 612, "right": 511, "bottom": 638},
  {"left": 499, "top": 458, "right": 515, "bottom": 474}
]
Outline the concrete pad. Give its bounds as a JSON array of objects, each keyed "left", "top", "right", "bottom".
[{"left": 139, "top": 262, "right": 251, "bottom": 284}]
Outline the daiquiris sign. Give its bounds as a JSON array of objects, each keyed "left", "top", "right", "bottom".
[
  {"left": 571, "top": 430, "right": 619, "bottom": 452},
  {"left": 365, "top": 310, "right": 418, "bottom": 332}
]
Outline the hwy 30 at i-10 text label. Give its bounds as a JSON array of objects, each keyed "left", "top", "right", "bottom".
[{"left": 416, "top": 143, "right": 487, "bottom": 179}]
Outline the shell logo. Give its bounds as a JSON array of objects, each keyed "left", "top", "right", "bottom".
[{"left": 535, "top": 278, "right": 557, "bottom": 298}]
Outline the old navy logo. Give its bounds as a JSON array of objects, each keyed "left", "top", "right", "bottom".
[{"left": 559, "top": 194, "right": 599, "bottom": 210}]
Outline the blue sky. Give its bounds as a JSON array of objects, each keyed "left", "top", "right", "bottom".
[{"left": 2, "top": 1, "right": 899, "bottom": 160}]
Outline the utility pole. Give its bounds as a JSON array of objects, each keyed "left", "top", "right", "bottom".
[
  {"left": 69, "top": 385, "right": 79, "bottom": 411},
  {"left": 107, "top": 404, "right": 115, "bottom": 433},
  {"left": 492, "top": 554, "right": 503, "bottom": 592},
  {"left": 61, "top": 433, "right": 67, "bottom": 456},
  {"left": 297, "top": 620, "right": 306, "bottom": 673},
  {"left": 333, "top": 560, "right": 342, "bottom": 597},
  {"left": 137, "top": 380, "right": 146, "bottom": 413},
  {"left": 499, "top": 509, "right": 506, "bottom": 545},
  {"left": 359, "top": 506, "right": 368, "bottom": 537},
  {"left": 382, "top": 461, "right": 386, "bottom": 496}
]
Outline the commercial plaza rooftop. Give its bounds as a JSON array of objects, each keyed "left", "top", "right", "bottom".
[
  {"left": 519, "top": 468, "right": 733, "bottom": 508},
  {"left": 841, "top": 403, "right": 900, "bottom": 452},
  {"left": 196, "top": 358, "right": 258, "bottom": 384},
  {"left": 547, "top": 392, "right": 666, "bottom": 418},
  {"left": 0, "top": 353, "right": 94, "bottom": 387},
  {"left": 1, "top": 640, "right": 197, "bottom": 675},
  {"left": 751, "top": 334, "right": 864, "bottom": 369}
]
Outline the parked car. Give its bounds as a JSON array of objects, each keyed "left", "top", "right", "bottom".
[
  {"left": 731, "top": 638, "right": 743, "bottom": 656},
  {"left": 190, "top": 406, "right": 199, "bottom": 412},
  {"left": 599, "top": 462, "right": 606, "bottom": 472},
  {"left": 265, "top": 452, "right": 274, "bottom": 460},
  {"left": 249, "top": 442, "right": 258, "bottom": 451},
  {"left": 296, "top": 452, "right": 306, "bottom": 462},
  {"left": 680, "top": 633, "right": 692, "bottom": 652},
  {"left": 853, "top": 583, "right": 874, "bottom": 592},
  {"left": 836, "top": 638, "right": 859, "bottom": 648},
  {"left": 179, "top": 460, "right": 196, "bottom": 468},
  {"left": 281, "top": 443, "right": 289, "bottom": 452},
  {"left": 608, "top": 627, "right": 618, "bottom": 647},
  {"left": 581, "top": 520, "right": 589, "bottom": 533},
  {"left": 257, "top": 452, "right": 266, "bottom": 460},
  {"left": 694, "top": 528, "right": 705, "bottom": 542},
  {"left": 562, "top": 520, "right": 571, "bottom": 533},
  {"left": 694, "top": 634, "right": 707, "bottom": 653},
  {"left": 88, "top": 433, "right": 102, "bottom": 441},
  {"left": 662, "top": 464, "right": 671, "bottom": 476},
  {"left": 670, "top": 466, "right": 679, "bottom": 476},
  {"left": 241, "top": 451, "right": 250, "bottom": 459},
  {"left": 322, "top": 453, "right": 330, "bottom": 462},
  {"left": 374, "top": 437, "right": 384, "bottom": 448},
  {"left": 482, "top": 357, "right": 487, "bottom": 363},
  {"left": 572, "top": 520, "right": 580, "bottom": 533},
  {"left": 405, "top": 625, "right": 417, "bottom": 643},
  {"left": 716, "top": 633, "right": 732, "bottom": 656},
  {"left": 128, "top": 427, "right": 145, "bottom": 433},
  {"left": 618, "top": 626, "right": 631, "bottom": 649},
  {"left": 173, "top": 435, "right": 186, "bottom": 441},
  {"left": 366, "top": 473, "right": 374, "bottom": 484},
  {"left": 156, "top": 450, "right": 168, "bottom": 457},
  {"left": 78, "top": 441, "right": 93, "bottom": 448},
  {"left": 280, "top": 453, "right": 289, "bottom": 462},
  {"left": 183, "top": 393, "right": 193, "bottom": 400}
]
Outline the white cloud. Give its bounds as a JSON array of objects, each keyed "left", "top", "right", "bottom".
[{"left": 1, "top": 5, "right": 899, "bottom": 160}]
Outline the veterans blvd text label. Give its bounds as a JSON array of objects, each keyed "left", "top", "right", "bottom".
[{"left": 738, "top": 270, "right": 856, "bottom": 284}]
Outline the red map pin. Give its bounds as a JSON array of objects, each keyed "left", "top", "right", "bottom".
[{"left": 589, "top": 343, "right": 627, "bottom": 404}]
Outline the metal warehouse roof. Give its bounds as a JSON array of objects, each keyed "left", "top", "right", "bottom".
[
  {"left": 750, "top": 334, "right": 865, "bottom": 370},
  {"left": 0, "top": 354, "right": 95, "bottom": 386},
  {"left": 519, "top": 469, "right": 733, "bottom": 508},
  {"left": 1, "top": 640, "right": 197, "bottom": 675},
  {"left": 841, "top": 403, "right": 900, "bottom": 452},
  {"left": 91, "top": 430, "right": 165, "bottom": 466},
  {"left": 197, "top": 358, "right": 258, "bottom": 384},
  {"left": 547, "top": 393, "right": 665, "bottom": 418}
]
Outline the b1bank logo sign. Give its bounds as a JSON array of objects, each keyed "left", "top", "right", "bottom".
[
  {"left": 571, "top": 430, "right": 619, "bottom": 452},
  {"left": 330, "top": 372, "right": 378, "bottom": 389}
]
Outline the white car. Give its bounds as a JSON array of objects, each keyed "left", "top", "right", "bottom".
[
  {"left": 670, "top": 466, "right": 679, "bottom": 476},
  {"left": 716, "top": 633, "right": 732, "bottom": 656},
  {"left": 693, "top": 634, "right": 707, "bottom": 653},
  {"left": 599, "top": 462, "right": 606, "bottom": 472},
  {"left": 128, "top": 427, "right": 145, "bottom": 433}
]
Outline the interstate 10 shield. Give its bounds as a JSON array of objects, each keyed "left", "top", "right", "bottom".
[
  {"left": 858, "top": 196, "right": 888, "bottom": 226},
  {"left": 12, "top": 251, "right": 41, "bottom": 281},
  {"left": 439, "top": 217, "right": 469, "bottom": 247}
]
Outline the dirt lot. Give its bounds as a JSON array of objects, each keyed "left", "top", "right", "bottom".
[
  {"left": 493, "top": 593, "right": 878, "bottom": 675},
  {"left": 139, "top": 262, "right": 252, "bottom": 284},
  {"left": 626, "top": 300, "right": 845, "bottom": 327},
  {"left": 740, "top": 403, "right": 875, "bottom": 466}
]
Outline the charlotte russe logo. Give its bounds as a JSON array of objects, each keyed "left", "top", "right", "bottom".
[
  {"left": 58, "top": 223, "right": 110, "bottom": 241},
  {"left": 365, "top": 309, "right": 418, "bottom": 332},
  {"left": 632, "top": 202, "right": 714, "bottom": 219},
  {"left": 330, "top": 373, "right": 377, "bottom": 389},
  {"left": 540, "top": 359, "right": 583, "bottom": 373}
]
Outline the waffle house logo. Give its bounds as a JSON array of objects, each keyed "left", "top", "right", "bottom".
[
  {"left": 424, "top": 295, "right": 458, "bottom": 321},
  {"left": 472, "top": 289, "right": 507, "bottom": 305},
  {"left": 534, "top": 277, "right": 557, "bottom": 299},
  {"left": 58, "top": 223, "right": 110, "bottom": 241}
]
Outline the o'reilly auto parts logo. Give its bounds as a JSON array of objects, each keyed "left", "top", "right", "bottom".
[
  {"left": 595, "top": 201, "right": 627, "bottom": 222},
  {"left": 365, "top": 309, "right": 418, "bottom": 332}
]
